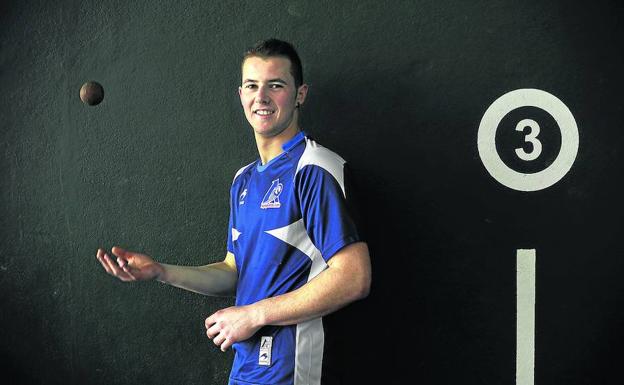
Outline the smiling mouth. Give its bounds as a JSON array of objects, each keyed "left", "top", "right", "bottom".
[{"left": 254, "top": 109, "right": 275, "bottom": 116}]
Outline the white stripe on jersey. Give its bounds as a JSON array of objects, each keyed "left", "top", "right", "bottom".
[
  {"left": 296, "top": 138, "right": 347, "bottom": 197},
  {"left": 233, "top": 161, "right": 255, "bottom": 183},
  {"left": 265, "top": 218, "right": 328, "bottom": 385}
]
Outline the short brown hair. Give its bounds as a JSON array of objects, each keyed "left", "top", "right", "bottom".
[{"left": 242, "top": 39, "right": 303, "bottom": 88}]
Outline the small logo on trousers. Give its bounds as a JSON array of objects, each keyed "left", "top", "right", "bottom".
[{"left": 259, "top": 336, "right": 273, "bottom": 366}]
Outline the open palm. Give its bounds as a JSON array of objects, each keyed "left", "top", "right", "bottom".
[{"left": 96, "top": 246, "right": 164, "bottom": 282}]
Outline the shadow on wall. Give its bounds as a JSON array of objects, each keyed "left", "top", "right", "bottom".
[{"left": 299, "top": 64, "right": 453, "bottom": 382}]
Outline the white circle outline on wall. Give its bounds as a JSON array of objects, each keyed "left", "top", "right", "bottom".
[{"left": 477, "top": 88, "right": 579, "bottom": 192}]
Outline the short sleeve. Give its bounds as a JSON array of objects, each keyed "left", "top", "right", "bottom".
[
  {"left": 226, "top": 186, "right": 235, "bottom": 254},
  {"left": 227, "top": 162, "right": 254, "bottom": 255},
  {"left": 296, "top": 164, "right": 362, "bottom": 262}
]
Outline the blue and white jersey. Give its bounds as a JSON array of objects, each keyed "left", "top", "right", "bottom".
[{"left": 226, "top": 131, "right": 362, "bottom": 385}]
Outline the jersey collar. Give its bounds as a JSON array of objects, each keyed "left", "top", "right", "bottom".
[
  {"left": 281, "top": 130, "right": 306, "bottom": 152},
  {"left": 256, "top": 131, "right": 307, "bottom": 172}
]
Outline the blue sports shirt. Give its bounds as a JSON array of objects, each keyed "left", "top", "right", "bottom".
[{"left": 226, "top": 132, "right": 362, "bottom": 385}]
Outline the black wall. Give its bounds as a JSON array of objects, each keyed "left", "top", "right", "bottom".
[{"left": 1, "top": 1, "right": 623, "bottom": 384}]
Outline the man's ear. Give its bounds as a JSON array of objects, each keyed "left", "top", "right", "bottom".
[
  {"left": 238, "top": 86, "right": 243, "bottom": 104},
  {"left": 296, "top": 84, "right": 309, "bottom": 106}
]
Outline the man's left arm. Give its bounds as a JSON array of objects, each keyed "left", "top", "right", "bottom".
[{"left": 205, "top": 241, "right": 371, "bottom": 351}]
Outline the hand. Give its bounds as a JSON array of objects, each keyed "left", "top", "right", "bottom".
[
  {"left": 205, "top": 305, "right": 263, "bottom": 352},
  {"left": 96, "top": 246, "right": 164, "bottom": 282}
]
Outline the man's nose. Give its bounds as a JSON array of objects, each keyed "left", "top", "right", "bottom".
[{"left": 255, "top": 86, "right": 269, "bottom": 104}]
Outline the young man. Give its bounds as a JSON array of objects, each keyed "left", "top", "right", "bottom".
[{"left": 96, "top": 39, "right": 371, "bottom": 385}]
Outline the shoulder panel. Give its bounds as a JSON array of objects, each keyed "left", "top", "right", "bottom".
[
  {"left": 232, "top": 161, "right": 255, "bottom": 184},
  {"left": 295, "top": 138, "right": 346, "bottom": 196}
]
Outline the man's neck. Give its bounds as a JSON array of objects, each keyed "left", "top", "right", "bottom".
[{"left": 255, "top": 125, "right": 300, "bottom": 165}]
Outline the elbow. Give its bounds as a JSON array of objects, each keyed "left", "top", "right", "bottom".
[
  {"left": 332, "top": 242, "right": 371, "bottom": 302},
  {"left": 353, "top": 273, "right": 371, "bottom": 301},
  {"left": 353, "top": 246, "right": 372, "bottom": 300},
  {"left": 357, "top": 252, "right": 372, "bottom": 300},
  {"left": 361, "top": 275, "right": 372, "bottom": 299}
]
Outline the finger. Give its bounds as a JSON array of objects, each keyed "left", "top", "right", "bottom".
[
  {"left": 213, "top": 333, "right": 226, "bottom": 347},
  {"left": 121, "top": 265, "right": 137, "bottom": 280},
  {"left": 205, "top": 313, "right": 217, "bottom": 328},
  {"left": 103, "top": 253, "right": 122, "bottom": 275},
  {"left": 97, "top": 251, "right": 113, "bottom": 274},
  {"left": 103, "top": 253, "right": 120, "bottom": 273},
  {"left": 111, "top": 246, "right": 127, "bottom": 259},
  {"left": 96, "top": 248, "right": 108, "bottom": 264},
  {"left": 221, "top": 339, "right": 233, "bottom": 352},
  {"left": 103, "top": 253, "right": 134, "bottom": 281},
  {"left": 116, "top": 257, "right": 128, "bottom": 269},
  {"left": 206, "top": 323, "right": 221, "bottom": 339}
]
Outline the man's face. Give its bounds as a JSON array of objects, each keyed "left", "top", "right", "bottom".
[{"left": 239, "top": 56, "right": 307, "bottom": 138}]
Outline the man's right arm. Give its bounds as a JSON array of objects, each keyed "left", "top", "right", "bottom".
[
  {"left": 96, "top": 247, "right": 238, "bottom": 297},
  {"left": 158, "top": 252, "right": 237, "bottom": 296}
]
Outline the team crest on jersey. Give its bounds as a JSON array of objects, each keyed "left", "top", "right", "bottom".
[
  {"left": 260, "top": 179, "right": 283, "bottom": 209},
  {"left": 239, "top": 188, "right": 247, "bottom": 205}
]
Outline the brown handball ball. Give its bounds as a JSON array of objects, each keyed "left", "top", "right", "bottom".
[{"left": 80, "top": 81, "right": 104, "bottom": 106}]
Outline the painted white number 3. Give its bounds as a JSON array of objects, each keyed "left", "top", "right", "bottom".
[
  {"left": 478, "top": 89, "right": 578, "bottom": 191},
  {"left": 515, "top": 119, "right": 542, "bottom": 161}
]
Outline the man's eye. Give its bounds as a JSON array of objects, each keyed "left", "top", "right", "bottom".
[
  {"left": 269, "top": 84, "right": 283, "bottom": 89},
  {"left": 245, "top": 84, "right": 257, "bottom": 89}
]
